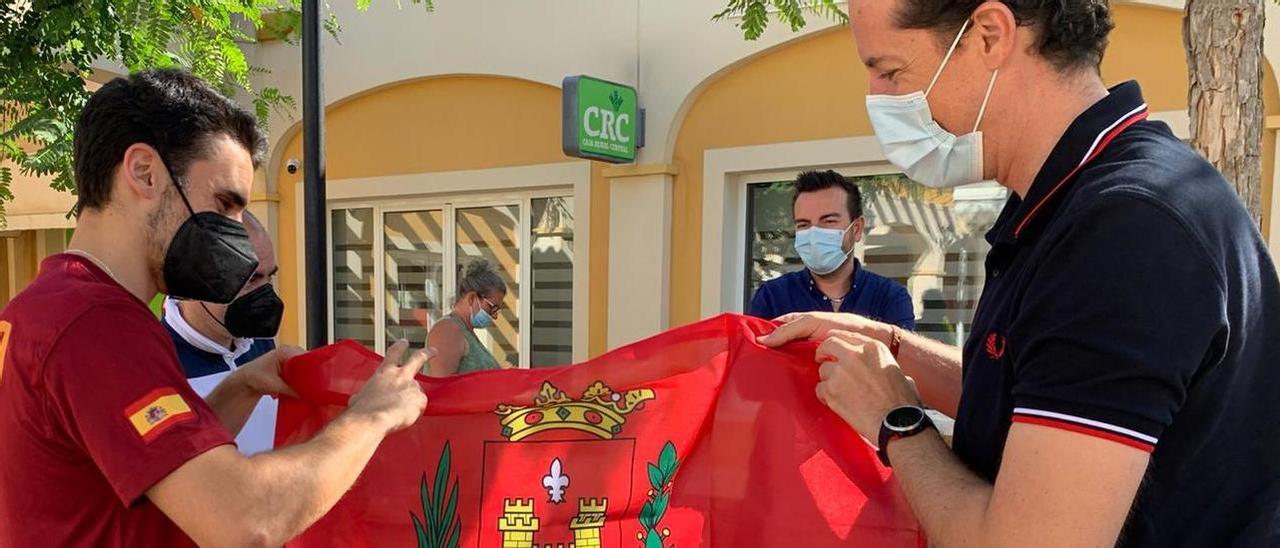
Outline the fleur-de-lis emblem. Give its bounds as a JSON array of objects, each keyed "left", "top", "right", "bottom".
[
  {"left": 542, "top": 458, "right": 570, "bottom": 504},
  {"left": 608, "top": 90, "right": 624, "bottom": 112}
]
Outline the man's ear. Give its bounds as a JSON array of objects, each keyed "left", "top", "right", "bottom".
[
  {"left": 851, "top": 216, "right": 867, "bottom": 243},
  {"left": 971, "top": 1, "right": 1019, "bottom": 71},
  {"left": 119, "top": 143, "right": 166, "bottom": 201}
]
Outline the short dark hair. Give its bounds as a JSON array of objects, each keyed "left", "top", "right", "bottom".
[
  {"left": 792, "top": 170, "right": 863, "bottom": 220},
  {"left": 894, "top": 1, "right": 1114, "bottom": 73},
  {"left": 73, "top": 68, "right": 266, "bottom": 213}
]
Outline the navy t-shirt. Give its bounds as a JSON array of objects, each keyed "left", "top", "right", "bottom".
[
  {"left": 954, "top": 81, "right": 1280, "bottom": 546},
  {"left": 748, "top": 260, "right": 916, "bottom": 329}
]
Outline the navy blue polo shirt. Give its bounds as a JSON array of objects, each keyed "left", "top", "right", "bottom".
[
  {"left": 164, "top": 321, "right": 276, "bottom": 379},
  {"left": 748, "top": 260, "right": 916, "bottom": 329},
  {"left": 954, "top": 81, "right": 1280, "bottom": 546}
]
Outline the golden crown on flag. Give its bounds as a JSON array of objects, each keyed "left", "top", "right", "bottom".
[{"left": 495, "top": 381, "right": 655, "bottom": 441}]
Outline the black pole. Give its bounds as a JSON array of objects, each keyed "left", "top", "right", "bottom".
[{"left": 302, "top": 0, "right": 327, "bottom": 349}]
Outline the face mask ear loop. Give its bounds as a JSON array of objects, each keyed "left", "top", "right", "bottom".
[
  {"left": 200, "top": 302, "right": 231, "bottom": 330},
  {"left": 973, "top": 69, "right": 999, "bottom": 133},
  {"left": 925, "top": 19, "right": 971, "bottom": 98},
  {"left": 840, "top": 219, "right": 859, "bottom": 258}
]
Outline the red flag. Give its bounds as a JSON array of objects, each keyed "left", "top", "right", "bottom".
[{"left": 277, "top": 314, "right": 924, "bottom": 547}]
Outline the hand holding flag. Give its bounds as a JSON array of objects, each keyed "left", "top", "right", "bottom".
[{"left": 346, "top": 339, "right": 430, "bottom": 435}]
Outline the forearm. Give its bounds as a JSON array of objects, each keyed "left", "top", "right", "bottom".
[
  {"left": 241, "top": 410, "right": 388, "bottom": 544},
  {"left": 887, "top": 431, "right": 994, "bottom": 547},
  {"left": 204, "top": 374, "right": 261, "bottom": 437},
  {"left": 892, "top": 330, "right": 964, "bottom": 417}
]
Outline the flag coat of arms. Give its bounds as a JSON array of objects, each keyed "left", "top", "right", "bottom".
[{"left": 276, "top": 314, "right": 925, "bottom": 547}]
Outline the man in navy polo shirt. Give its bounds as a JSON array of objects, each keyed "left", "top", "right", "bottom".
[
  {"left": 748, "top": 170, "right": 915, "bottom": 329},
  {"left": 761, "top": 1, "right": 1279, "bottom": 546}
]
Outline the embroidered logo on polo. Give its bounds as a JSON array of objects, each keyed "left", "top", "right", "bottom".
[{"left": 984, "top": 332, "right": 1007, "bottom": 360}]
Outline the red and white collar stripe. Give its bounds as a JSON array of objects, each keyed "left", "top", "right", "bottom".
[{"left": 1013, "top": 103, "right": 1149, "bottom": 237}]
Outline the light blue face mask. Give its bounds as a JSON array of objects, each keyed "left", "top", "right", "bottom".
[
  {"left": 471, "top": 297, "right": 496, "bottom": 329},
  {"left": 864, "top": 19, "right": 998, "bottom": 189},
  {"left": 794, "top": 223, "right": 855, "bottom": 275}
]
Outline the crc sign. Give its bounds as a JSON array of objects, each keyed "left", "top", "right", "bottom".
[{"left": 562, "top": 75, "right": 640, "bottom": 163}]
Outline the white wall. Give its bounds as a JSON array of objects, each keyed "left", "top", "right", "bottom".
[{"left": 244, "top": 0, "right": 844, "bottom": 177}]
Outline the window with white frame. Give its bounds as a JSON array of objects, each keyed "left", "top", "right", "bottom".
[
  {"left": 744, "top": 173, "right": 1007, "bottom": 346},
  {"left": 330, "top": 192, "right": 575, "bottom": 368}
]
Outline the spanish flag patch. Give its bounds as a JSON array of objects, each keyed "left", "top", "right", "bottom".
[{"left": 124, "top": 388, "right": 194, "bottom": 443}]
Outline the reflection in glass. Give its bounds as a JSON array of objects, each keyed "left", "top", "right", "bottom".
[
  {"left": 383, "top": 210, "right": 445, "bottom": 351},
  {"left": 745, "top": 182, "right": 805, "bottom": 306},
  {"left": 332, "top": 208, "right": 376, "bottom": 348},
  {"left": 529, "top": 197, "right": 575, "bottom": 367}
]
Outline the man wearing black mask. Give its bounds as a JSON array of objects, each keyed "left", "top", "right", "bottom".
[
  {"left": 163, "top": 210, "right": 284, "bottom": 455},
  {"left": 0, "top": 69, "right": 429, "bottom": 547}
]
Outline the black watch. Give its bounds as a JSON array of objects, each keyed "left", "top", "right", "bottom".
[{"left": 877, "top": 405, "right": 934, "bottom": 467}]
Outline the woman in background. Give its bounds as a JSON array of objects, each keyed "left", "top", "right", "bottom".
[{"left": 425, "top": 260, "right": 507, "bottom": 376}]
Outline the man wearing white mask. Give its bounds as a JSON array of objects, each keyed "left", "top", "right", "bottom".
[
  {"left": 759, "top": 1, "right": 1280, "bottom": 546},
  {"left": 748, "top": 170, "right": 914, "bottom": 331}
]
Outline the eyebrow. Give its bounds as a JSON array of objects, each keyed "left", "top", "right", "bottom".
[
  {"left": 865, "top": 54, "right": 908, "bottom": 70},
  {"left": 216, "top": 188, "right": 249, "bottom": 210}
]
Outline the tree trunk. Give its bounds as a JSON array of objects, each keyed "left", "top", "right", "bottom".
[{"left": 1183, "top": 0, "right": 1266, "bottom": 226}]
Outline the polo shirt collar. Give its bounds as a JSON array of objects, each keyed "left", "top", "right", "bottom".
[
  {"left": 805, "top": 259, "right": 865, "bottom": 302},
  {"left": 163, "top": 296, "right": 254, "bottom": 367},
  {"left": 988, "top": 81, "right": 1150, "bottom": 245}
]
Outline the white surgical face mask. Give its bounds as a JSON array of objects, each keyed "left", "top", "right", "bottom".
[
  {"left": 794, "top": 222, "right": 856, "bottom": 276},
  {"left": 865, "top": 19, "right": 999, "bottom": 189}
]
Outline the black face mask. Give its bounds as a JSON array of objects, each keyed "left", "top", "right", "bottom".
[
  {"left": 207, "top": 283, "right": 284, "bottom": 339},
  {"left": 163, "top": 178, "right": 259, "bottom": 304}
]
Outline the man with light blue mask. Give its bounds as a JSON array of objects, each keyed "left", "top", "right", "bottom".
[
  {"left": 748, "top": 170, "right": 914, "bottom": 330},
  {"left": 757, "top": 1, "right": 1280, "bottom": 547}
]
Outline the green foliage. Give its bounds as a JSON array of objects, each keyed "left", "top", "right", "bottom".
[
  {"left": 712, "top": 0, "right": 847, "bottom": 41},
  {"left": 411, "top": 441, "right": 460, "bottom": 548},
  {"left": 0, "top": 0, "right": 430, "bottom": 223}
]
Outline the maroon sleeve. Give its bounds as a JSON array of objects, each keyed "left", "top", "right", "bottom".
[{"left": 42, "top": 303, "right": 233, "bottom": 505}]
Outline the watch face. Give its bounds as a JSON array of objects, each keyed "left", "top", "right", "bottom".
[{"left": 886, "top": 406, "right": 925, "bottom": 432}]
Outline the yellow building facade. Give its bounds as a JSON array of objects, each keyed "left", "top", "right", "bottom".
[{"left": 2, "top": 1, "right": 1278, "bottom": 363}]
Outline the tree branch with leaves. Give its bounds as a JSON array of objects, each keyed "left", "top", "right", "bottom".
[{"left": 0, "top": 0, "right": 431, "bottom": 221}]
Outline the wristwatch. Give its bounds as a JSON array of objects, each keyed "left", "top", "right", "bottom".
[{"left": 877, "top": 405, "right": 934, "bottom": 467}]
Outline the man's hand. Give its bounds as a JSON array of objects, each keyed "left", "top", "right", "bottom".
[
  {"left": 757, "top": 311, "right": 892, "bottom": 348},
  {"left": 207, "top": 346, "right": 305, "bottom": 436},
  {"left": 814, "top": 330, "right": 921, "bottom": 440},
  {"left": 232, "top": 346, "right": 305, "bottom": 399},
  {"left": 346, "top": 340, "right": 430, "bottom": 435}
]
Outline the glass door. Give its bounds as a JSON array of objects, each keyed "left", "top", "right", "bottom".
[
  {"left": 331, "top": 191, "right": 574, "bottom": 368},
  {"left": 455, "top": 204, "right": 521, "bottom": 368},
  {"left": 383, "top": 209, "right": 445, "bottom": 352}
]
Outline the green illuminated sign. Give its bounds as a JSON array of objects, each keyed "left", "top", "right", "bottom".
[{"left": 562, "top": 75, "right": 640, "bottom": 163}]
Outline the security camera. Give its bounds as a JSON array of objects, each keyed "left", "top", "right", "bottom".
[{"left": 286, "top": 159, "right": 299, "bottom": 175}]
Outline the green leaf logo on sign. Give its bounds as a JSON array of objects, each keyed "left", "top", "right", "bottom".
[{"left": 562, "top": 76, "right": 640, "bottom": 164}]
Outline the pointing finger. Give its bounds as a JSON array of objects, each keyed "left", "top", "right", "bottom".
[
  {"left": 399, "top": 350, "right": 432, "bottom": 379},
  {"left": 382, "top": 339, "right": 410, "bottom": 369}
]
